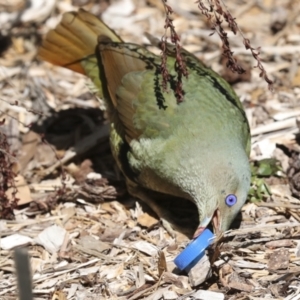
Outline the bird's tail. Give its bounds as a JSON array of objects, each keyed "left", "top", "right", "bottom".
[{"left": 38, "top": 9, "right": 122, "bottom": 75}]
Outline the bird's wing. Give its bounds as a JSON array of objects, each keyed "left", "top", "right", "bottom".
[{"left": 96, "top": 42, "right": 180, "bottom": 143}]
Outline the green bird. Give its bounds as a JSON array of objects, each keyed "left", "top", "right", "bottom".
[{"left": 38, "top": 9, "right": 251, "bottom": 237}]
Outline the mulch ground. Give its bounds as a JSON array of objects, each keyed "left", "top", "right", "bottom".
[{"left": 1, "top": 0, "right": 300, "bottom": 299}]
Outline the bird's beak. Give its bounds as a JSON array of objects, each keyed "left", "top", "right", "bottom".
[{"left": 193, "top": 208, "right": 221, "bottom": 239}]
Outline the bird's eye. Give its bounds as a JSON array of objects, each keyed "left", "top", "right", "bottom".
[{"left": 225, "top": 194, "right": 237, "bottom": 207}]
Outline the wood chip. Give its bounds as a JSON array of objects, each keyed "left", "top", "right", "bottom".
[
  {"left": 268, "top": 248, "right": 290, "bottom": 270},
  {"left": 0, "top": 234, "right": 33, "bottom": 250},
  {"left": 137, "top": 213, "right": 159, "bottom": 228},
  {"left": 162, "top": 290, "right": 178, "bottom": 299},
  {"left": 35, "top": 225, "right": 67, "bottom": 253},
  {"left": 188, "top": 254, "right": 212, "bottom": 287},
  {"left": 190, "top": 290, "right": 224, "bottom": 300},
  {"left": 232, "top": 260, "right": 266, "bottom": 269},
  {"left": 130, "top": 240, "right": 158, "bottom": 256},
  {"left": 6, "top": 174, "right": 32, "bottom": 205},
  {"left": 265, "top": 240, "right": 296, "bottom": 249}
]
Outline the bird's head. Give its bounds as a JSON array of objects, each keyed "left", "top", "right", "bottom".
[{"left": 193, "top": 149, "right": 250, "bottom": 238}]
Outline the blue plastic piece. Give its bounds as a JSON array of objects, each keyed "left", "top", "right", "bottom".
[{"left": 174, "top": 229, "right": 214, "bottom": 271}]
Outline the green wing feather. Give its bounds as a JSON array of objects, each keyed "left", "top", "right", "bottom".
[{"left": 94, "top": 42, "right": 250, "bottom": 143}]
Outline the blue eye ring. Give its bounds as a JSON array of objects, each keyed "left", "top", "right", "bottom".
[{"left": 225, "top": 194, "right": 237, "bottom": 207}]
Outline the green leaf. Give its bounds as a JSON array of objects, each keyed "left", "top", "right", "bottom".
[{"left": 248, "top": 158, "right": 280, "bottom": 202}]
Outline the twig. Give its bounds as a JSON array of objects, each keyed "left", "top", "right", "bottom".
[
  {"left": 160, "top": 0, "right": 188, "bottom": 104},
  {"left": 196, "top": 0, "right": 274, "bottom": 90}
]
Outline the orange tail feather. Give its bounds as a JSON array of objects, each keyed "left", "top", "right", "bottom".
[{"left": 38, "top": 9, "right": 122, "bottom": 74}]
